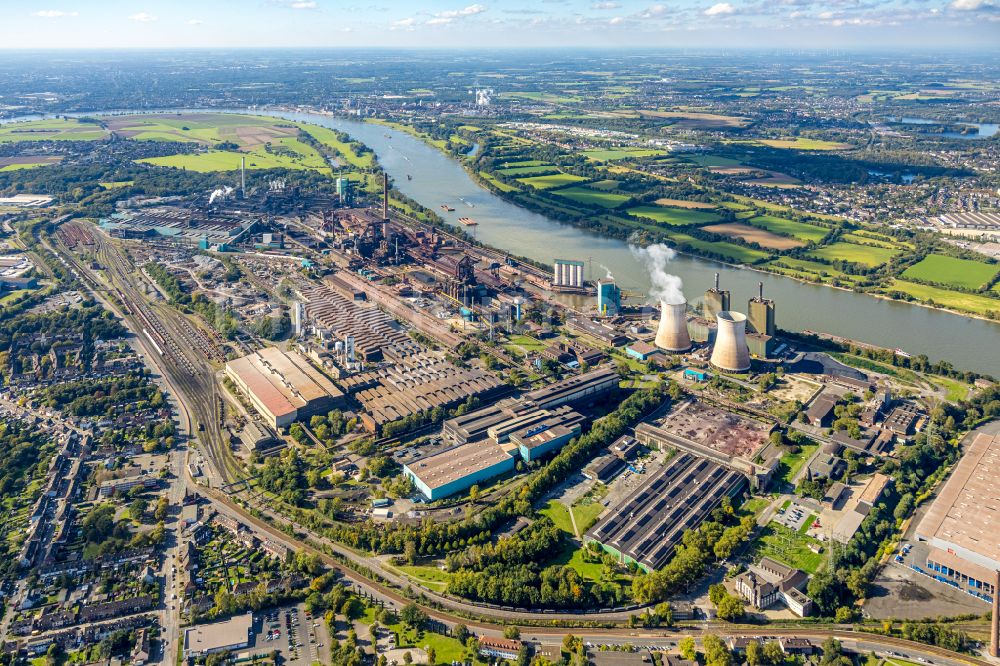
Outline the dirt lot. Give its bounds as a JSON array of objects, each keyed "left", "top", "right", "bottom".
[
  {"left": 0, "top": 156, "right": 62, "bottom": 167},
  {"left": 769, "top": 375, "right": 823, "bottom": 404},
  {"left": 864, "top": 557, "right": 990, "bottom": 620},
  {"left": 702, "top": 223, "right": 805, "bottom": 250},
  {"left": 658, "top": 400, "right": 773, "bottom": 458}
]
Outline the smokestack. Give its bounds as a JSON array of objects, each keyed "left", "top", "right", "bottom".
[
  {"left": 714, "top": 272, "right": 720, "bottom": 291},
  {"left": 991, "top": 570, "right": 999, "bottom": 658},
  {"left": 758, "top": 281, "right": 764, "bottom": 301},
  {"left": 382, "top": 172, "right": 389, "bottom": 221},
  {"left": 655, "top": 300, "right": 691, "bottom": 352},
  {"left": 241, "top": 157, "right": 246, "bottom": 198},
  {"left": 710, "top": 311, "right": 751, "bottom": 372}
]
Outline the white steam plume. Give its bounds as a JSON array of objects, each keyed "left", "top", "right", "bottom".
[
  {"left": 599, "top": 264, "right": 615, "bottom": 280},
  {"left": 630, "top": 242, "right": 685, "bottom": 306}
]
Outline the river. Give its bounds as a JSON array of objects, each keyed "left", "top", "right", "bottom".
[{"left": 3, "top": 109, "right": 998, "bottom": 374}]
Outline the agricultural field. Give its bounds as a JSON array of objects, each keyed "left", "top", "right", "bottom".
[
  {"left": 517, "top": 173, "right": 589, "bottom": 190},
  {"left": 626, "top": 204, "right": 721, "bottom": 226},
  {"left": 666, "top": 231, "right": 770, "bottom": 264},
  {"left": 590, "top": 179, "right": 624, "bottom": 191},
  {"left": 0, "top": 118, "right": 109, "bottom": 142},
  {"left": 635, "top": 110, "right": 749, "bottom": 128},
  {"left": 746, "top": 215, "right": 830, "bottom": 243},
  {"left": 807, "top": 241, "right": 899, "bottom": 267},
  {"left": 582, "top": 147, "right": 668, "bottom": 161},
  {"left": 496, "top": 165, "right": 557, "bottom": 176},
  {"left": 889, "top": 280, "right": 1000, "bottom": 317},
  {"left": 701, "top": 223, "right": 804, "bottom": 250},
  {"left": 653, "top": 198, "right": 717, "bottom": 209},
  {"left": 139, "top": 142, "right": 328, "bottom": 173},
  {"left": 752, "top": 137, "right": 853, "bottom": 150},
  {"left": 688, "top": 155, "right": 743, "bottom": 168},
  {"left": 0, "top": 156, "right": 62, "bottom": 171},
  {"left": 901, "top": 254, "right": 999, "bottom": 290},
  {"left": 552, "top": 186, "right": 631, "bottom": 209},
  {"left": 296, "top": 123, "right": 374, "bottom": 168},
  {"left": 479, "top": 171, "right": 518, "bottom": 192}
]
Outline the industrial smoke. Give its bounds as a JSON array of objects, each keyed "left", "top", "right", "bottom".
[
  {"left": 599, "top": 264, "right": 615, "bottom": 280},
  {"left": 208, "top": 186, "right": 233, "bottom": 205},
  {"left": 630, "top": 242, "right": 685, "bottom": 305}
]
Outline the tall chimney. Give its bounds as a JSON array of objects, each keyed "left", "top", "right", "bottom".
[
  {"left": 758, "top": 281, "right": 764, "bottom": 301},
  {"left": 382, "top": 172, "right": 389, "bottom": 221},
  {"left": 241, "top": 157, "right": 246, "bottom": 198},
  {"left": 991, "top": 570, "right": 999, "bottom": 658},
  {"left": 714, "top": 272, "right": 720, "bottom": 291},
  {"left": 655, "top": 300, "right": 691, "bottom": 352}
]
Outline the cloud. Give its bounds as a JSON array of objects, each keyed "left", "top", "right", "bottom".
[
  {"left": 609, "top": 15, "right": 625, "bottom": 23},
  {"left": 637, "top": 4, "right": 667, "bottom": 18},
  {"left": 950, "top": 0, "right": 996, "bottom": 9},
  {"left": 187, "top": 18, "right": 203, "bottom": 25},
  {"left": 426, "top": 16, "right": 454, "bottom": 24},
  {"left": 704, "top": 2, "right": 736, "bottom": 15},
  {"left": 288, "top": 1, "right": 318, "bottom": 8},
  {"left": 33, "top": 9, "right": 78, "bottom": 18},
  {"left": 434, "top": 4, "right": 488, "bottom": 19},
  {"left": 592, "top": 1, "right": 621, "bottom": 8},
  {"left": 128, "top": 12, "right": 157, "bottom": 22}
]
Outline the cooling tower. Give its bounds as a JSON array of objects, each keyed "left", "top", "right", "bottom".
[
  {"left": 655, "top": 300, "right": 691, "bottom": 352},
  {"left": 710, "top": 311, "right": 751, "bottom": 372}
]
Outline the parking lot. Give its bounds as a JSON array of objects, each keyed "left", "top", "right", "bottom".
[
  {"left": 774, "top": 501, "right": 814, "bottom": 532},
  {"left": 252, "top": 603, "right": 331, "bottom": 666}
]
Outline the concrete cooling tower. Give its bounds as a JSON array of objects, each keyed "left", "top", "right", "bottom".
[
  {"left": 710, "top": 311, "right": 751, "bottom": 372},
  {"left": 654, "top": 300, "right": 691, "bottom": 352}
]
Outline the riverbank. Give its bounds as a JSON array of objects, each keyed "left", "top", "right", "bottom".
[{"left": 343, "top": 111, "right": 999, "bottom": 326}]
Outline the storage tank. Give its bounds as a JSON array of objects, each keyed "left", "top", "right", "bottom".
[
  {"left": 654, "top": 300, "right": 691, "bottom": 352},
  {"left": 710, "top": 311, "right": 751, "bottom": 372}
]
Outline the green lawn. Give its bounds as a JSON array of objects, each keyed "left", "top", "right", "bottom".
[
  {"left": 930, "top": 376, "right": 972, "bottom": 402},
  {"left": 901, "top": 254, "right": 999, "bottom": 290},
  {"left": 774, "top": 443, "right": 820, "bottom": 487},
  {"left": 806, "top": 242, "right": 899, "bottom": 267},
  {"left": 517, "top": 173, "right": 589, "bottom": 190},
  {"left": 571, "top": 501, "right": 605, "bottom": 534},
  {"left": 748, "top": 522, "right": 825, "bottom": 574},
  {"left": 479, "top": 172, "right": 518, "bottom": 192},
  {"left": 395, "top": 564, "right": 452, "bottom": 592},
  {"left": 747, "top": 215, "right": 829, "bottom": 243},
  {"left": 139, "top": 139, "right": 330, "bottom": 173},
  {"left": 389, "top": 625, "right": 467, "bottom": 663},
  {"left": 552, "top": 186, "right": 631, "bottom": 209},
  {"left": 507, "top": 334, "right": 546, "bottom": 352},
  {"left": 549, "top": 541, "right": 606, "bottom": 583},
  {"left": 627, "top": 205, "right": 721, "bottom": 226},
  {"left": 541, "top": 500, "right": 575, "bottom": 534},
  {"left": 688, "top": 155, "right": 743, "bottom": 167},
  {"left": 889, "top": 280, "right": 1000, "bottom": 316}
]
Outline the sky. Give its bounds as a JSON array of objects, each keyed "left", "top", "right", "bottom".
[{"left": 0, "top": 0, "right": 997, "bottom": 50}]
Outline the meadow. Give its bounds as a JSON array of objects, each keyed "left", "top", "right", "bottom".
[
  {"left": 582, "top": 148, "right": 668, "bottom": 161},
  {"left": 753, "top": 137, "right": 853, "bottom": 150},
  {"left": 517, "top": 173, "right": 589, "bottom": 189},
  {"left": 552, "top": 186, "right": 631, "bottom": 208},
  {"left": 901, "top": 254, "right": 999, "bottom": 290},
  {"left": 889, "top": 280, "right": 1000, "bottom": 316},
  {"left": 746, "top": 215, "right": 830, "bottom": 243},
  {"left": 701, "top": 223, "right": 804, "bottom": 250},
  {"left": 627, "top": 204, "right": 721, "bottom": 226},
  {"left": 807, "top": 241, "right": 899, "bottom": 267},
  {"left": 0, "top": 118, "right": 108, "bottom": 142}
]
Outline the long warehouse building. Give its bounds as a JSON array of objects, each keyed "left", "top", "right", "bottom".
[
  {"left": 585, "top": 452, "right": 747, "bottom": 572},
  {"left": 403, "top": 440, "right": 517, "bottom": 501},
  {"left": 225, "top": 347, "right": 346, "bottom": 429},
  {"left": 915, "top": 432, "right": 1000, "bottom": 605}
]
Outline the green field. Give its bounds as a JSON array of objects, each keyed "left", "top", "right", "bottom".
[
  {"left": 517, "top": 173, "right": 588, "bottom": 190},
  {"left": 774, "top": 443, "right": 820, "bottom": 487},
  {"left": 806, "top": 241, "right": 899, "bottom": 267},
  {"left": 540, "top": 500, "right": 575, "bottom": 534},
  {"left": 139, "top": 139, "right": 329, "bottom": 173},
  {"left": 589, "top": 179, "right": 623, "bottom": 191},
  {"left": 889, "top": 280, "right": 1000, "bottom": 316},
  {"left": 395, "top": 564, "right": 453, "bottom": 592},
  {"left": 582, "top": 148, "right": 667, "bottom": 161},
  {"left": 498, "top": 159, "right": 549, "bottom": 168},
  {"left": 748, "top": 521, "right": 825, "bottom": 574},
  {"left": 901, "top": 254, "right": 999, "bottom": 290},
  {"left": 627, "top": 205, "right": 721, "bottom": 226},
  {"left": 688, "top": 155, "right": 743, "bottom": 167},
  {"left": 766, "top": 257, "right": 854, "bottom": 279},
  {"left": 497, "top": 165, "right": 558, "bottom": 176},
  {"left": 0, "top": 163, "right": 53, "bottom": 172},
  {"left": 570, "top": 501, "right": 605, "bottom": 534},
  {"left": 754, "top": 137, "right": 853, "bottom": 151},
  {"left": 0, "top": 118, "right": 109, "bottom": 143},
  {"left": 294, "top": 123, "right": 374, "bottom": 168},
  {"left": 747, "top": 215, "right": 829, "bottom": 243},
  {"left": 666, "top": 231, "right": 770, "bottom": 263},
  {"left": 552, "top": 186, "right": 631, "bottom": 209},
  {"left": 479, "top": 171, "right": 518, "bottom": 192}
]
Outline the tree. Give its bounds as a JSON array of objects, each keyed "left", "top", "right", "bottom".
[
  {"left": 517, "top": 645, "right": 531, "bottom": 666},
  {"left": 504, "top": 626, "right": 521, "bottom": 640},
  {"left": 679, "top": 636, "right": 697, "bottom": 661},
  {"left": 835, "top": 606, "right": 856, "bottom": 623},
  {"left": 762, "top": 640, "right": 785, "bottom": 665},
  {"left": 746, "top": 640, "right": 763, "bottom": 666},
  {"left": 404, "top": 540, "right": 418, "bottom": 565},
  {"left": 399, "top": 603, "right": 427, "bottom": 630},
  {"left": 425, "top": 647, "right": 436, "bottom": 665},
  {"left": 562, "top": 634, "right": 581, "bottom": 655},
  {"left": 469, "top": 484, "right": 480, "bottom": 502},
  {"left": 128, "top": 497, "right": 148, "bottom": 522},
  {"left": 403, "top": 652, "right": 412, "bottom": 665},
  {"left": 716, "top": 594, "right": 745, "bottom": 622},
  {"left": 453, "top": 624, "right": 469, "bottom": 644},
  {"left": 703, "top": 634, "right": 732, "bottom": 666}
]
